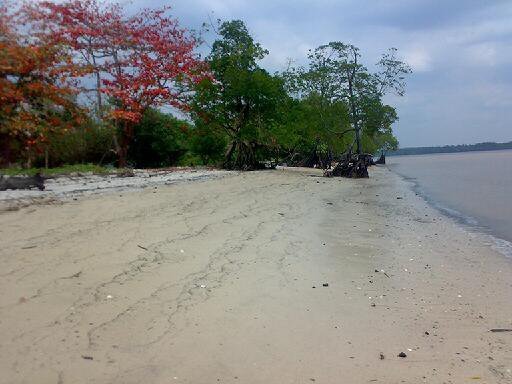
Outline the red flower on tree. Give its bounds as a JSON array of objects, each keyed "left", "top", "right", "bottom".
[
  {"left": 1, "top": 2, "right": 85, "bottom": 166},
  {"left": 28, "top": 0, "right": 210, "bottom": 167}
]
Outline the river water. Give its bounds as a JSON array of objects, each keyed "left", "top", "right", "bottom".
[{"left": 388, "top": 150, "right": 512, "bottom": 257}]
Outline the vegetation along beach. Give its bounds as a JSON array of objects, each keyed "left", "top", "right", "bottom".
[{"left": 1, "top": 1, "right": 511, "bottom": 383}]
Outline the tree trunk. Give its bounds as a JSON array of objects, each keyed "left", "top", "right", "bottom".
[
  {"left": 116, "top": 122, "right": 134, "bottom": 168},
  {"left": 223, "top": 142, "right": 235, "bottom": 169},
  {"left": 26, "top": 150, "right": 32, "bottom": 169},
  {"left": 44, "top": 147, "right": 49, "bottom": 169},
  {"left": 347, "top": 53, "right": 362, "bottom": 156},
  {"left": 91, "top": 54, "right": 103, "bottom": 118},
  {"left": 117, "top": 146, "right": 128, "bottom": 168},
  {"left": 223, "top": 139, "right": 259, "bottom": 170}
]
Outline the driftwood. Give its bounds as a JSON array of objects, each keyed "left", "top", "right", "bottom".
[
  {"left": 116, "top": 168, "right": 135, "bottom": 177},
  {"left": 324, "top": 153, "right": 373, "bottom": 178},
  {"left": 0, "top": 173, "right": 45, "bottom": 191}
]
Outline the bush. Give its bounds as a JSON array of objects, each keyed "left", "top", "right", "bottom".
[
  {"left": 188, "top": 127, "right": 226, "bottom": 165},
  {"left": 41, "top": 121, "right": 115, "bottom": 167},
  {"left": 128, "top": 109, "right": 189, "bottom": 168}
]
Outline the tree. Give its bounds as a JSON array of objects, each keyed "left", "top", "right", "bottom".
[
  {"left": 27, "top": 0, "right": 209, "bottom": 167},
  {"left": 191, "top": 20, "right": 288, "bottom": 170},
  {"left": 290, "top": 43, "right": 410, "bottom": 157},
  {"left": 0, "top": 2, "right": 85, "bottom": 167},
  {"left": 281, "top": 59, "right": 352, "bottom": 167},
  {"left": 26, "top": 0, "right": 124, "bottom": 117}
]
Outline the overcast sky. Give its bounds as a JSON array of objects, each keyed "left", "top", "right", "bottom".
[{"left": 134, "top": 0, "right": 512, "bottom": 147}]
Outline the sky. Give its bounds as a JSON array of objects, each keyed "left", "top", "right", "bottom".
[{"left": 133, "top": 0, "right": 512, "bottom": 148}]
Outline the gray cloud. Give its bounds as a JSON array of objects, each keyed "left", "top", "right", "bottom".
[{"left": 133, "top": 0, "right": 512, "bottom": 147}]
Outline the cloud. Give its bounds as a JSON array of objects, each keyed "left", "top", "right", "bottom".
[{"left": 403, "top": 48, "right": 432, "bottom": 72}]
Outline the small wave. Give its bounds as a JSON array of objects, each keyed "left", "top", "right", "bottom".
[{"left": 489, "top": 236, "right": 512, "bottom": 259}]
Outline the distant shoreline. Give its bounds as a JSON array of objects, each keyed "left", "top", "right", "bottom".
[{"left": 389, "top": 141, "right": 512, "bottom": 156}]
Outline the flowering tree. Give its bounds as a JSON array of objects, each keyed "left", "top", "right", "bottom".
[
  {"left": 0, "top": 3, "right": 84, "bottom": 167},
  {"left": 28, "top": 0, "right": 209, "bottom": 167}
]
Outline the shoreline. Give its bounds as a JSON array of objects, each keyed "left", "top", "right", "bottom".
[
  {"left": 388, "top": 162, "right": 512, "bottom": 261},
  {"left": 389, "top": 164, "right": 512, "bottom": 260},
  {"left": 1, "top": 166, "right": 511, "bottom": 383}
]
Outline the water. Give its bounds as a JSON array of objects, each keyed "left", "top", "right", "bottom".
[{"left": 388, "top": 150, "right": 512, "bottom": 256}]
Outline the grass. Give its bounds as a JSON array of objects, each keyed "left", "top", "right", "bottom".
[{"left": 0, "top": 164, "right": 113, "bottom": 176}]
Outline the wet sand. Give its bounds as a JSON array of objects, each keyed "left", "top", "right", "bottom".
[{"left": 1, "top": 167, "right": 511, "bottom": 383}]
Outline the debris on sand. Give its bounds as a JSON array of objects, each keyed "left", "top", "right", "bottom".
[
  {"left": 0, "top": 169, "right": 230, "bottom": 208},
  {"left": 398, "top": 352, "right": 407, "bottom": 358}
]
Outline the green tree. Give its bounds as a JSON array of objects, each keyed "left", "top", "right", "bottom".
[
  {"left": 192, "top": 20, "right": 288, "bottom": 170},
  {"left": 270, "top": 94, "right": 351, "bottom": 168},
  {"left": 288, "top": 43, "right": 410, "bottom": 156}
]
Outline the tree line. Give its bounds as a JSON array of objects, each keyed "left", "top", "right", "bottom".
[
  {"left": 390, "top": 141, "right": 512, "bottom": 156},
  {"left": 0, "top": 0, "right": 411, "bottom": 172}
]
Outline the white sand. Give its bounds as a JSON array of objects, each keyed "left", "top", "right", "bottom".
[{"left": 0, "top": 166, "right": 511, "bottom": 383}]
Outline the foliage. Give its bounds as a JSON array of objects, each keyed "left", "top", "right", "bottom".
[
  {"left": 188, "top": 126, "right": 226, "bottom": 165},
  {"left": 1, "top": 2, "right": 411, "bottom": 172},
  {"left": 128, "top": 109, "right": 189, "bottom": 168},
  {"left": 42, "top": 120, "right": 115, "bottom": 167},
  {"left": 286, "top": 42, "right": 410, "bottom": 156},
  {"left": 360, "top": 98, "right": 399, "bottom": 154},
  {"left": 191, "top": 20, "right": 288, "bottom": 169},
  {"left": 0, "top": 2, "right": 85, "bottom": 167},
  {"left": 270, "top": 95, "right": 351, "bottom": 167},
  {"left": 27, "top": 0, "right": 210, "bottom": 166}
]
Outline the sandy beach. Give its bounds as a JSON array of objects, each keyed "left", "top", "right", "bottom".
[{"left": 1, "top": 166, "right": 511, "bottom": 384}]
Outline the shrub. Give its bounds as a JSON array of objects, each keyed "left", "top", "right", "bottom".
[
  {"left": 42, "top": 121, "right": 115, "bottom": 167},
  {"left": 128, "top": 109, "right": 189, "bottom": 168},
  {"left": 188, "top": 127, "right": 226, "bottom": 165}
]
